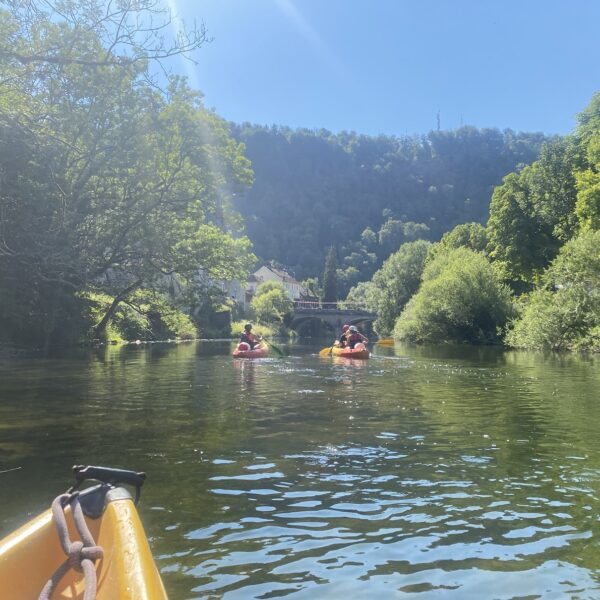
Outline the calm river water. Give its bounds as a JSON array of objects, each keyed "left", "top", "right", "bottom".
[{"left": 1, "top": 341, "right": 600, "bottom": 598}]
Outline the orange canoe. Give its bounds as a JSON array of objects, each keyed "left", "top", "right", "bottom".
[
  {"left": 233, "top": 343, "right": 268, "bottom": 358},
  {"left": 0, "top": 466, "right": 167, "bottom": 600}
]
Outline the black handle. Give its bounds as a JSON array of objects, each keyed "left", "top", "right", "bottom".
[{"left": 72, "top": 465, "right": 146, "bottom": 488}]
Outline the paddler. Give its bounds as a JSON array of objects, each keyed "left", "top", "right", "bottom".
[
  {"left": 347, "top": 325, "right": 369, "bottom": 349},
  {"left": 240, "top": 322, "right": 261, "bottom": 349},
  {"left": 339, "top": 324, "right": 350, "bottom": 348}
]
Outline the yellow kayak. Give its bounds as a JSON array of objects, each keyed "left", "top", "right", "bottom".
[{"left": 0, "top": 466, "right": 167, "bottom": 600}]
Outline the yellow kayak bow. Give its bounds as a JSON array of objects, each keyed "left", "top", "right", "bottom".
[{"left": 0, "top": 465, "right": 167, "bottom": 600}]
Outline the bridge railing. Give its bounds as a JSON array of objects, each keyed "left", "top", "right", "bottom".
[{"left": 293, "top": 300, "right": 370, "bottom": 311}]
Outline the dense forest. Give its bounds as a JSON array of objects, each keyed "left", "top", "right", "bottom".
[
  {"left": 353, "top": 92, "right": 600, "bottom": 352},
  {"left": 232, "top": 124, "right": 547, "bottom": 292}
]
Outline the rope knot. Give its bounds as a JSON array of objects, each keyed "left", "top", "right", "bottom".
[
  {"left": 39, "top": 492, "right": 104, "bottom": 600},
  {"left": 67, "top": 540, "right": 104, "bottom": 572},
  {"left": 82, "top": 545, "right": 104, "bottom": 562},
  {"left": 67, "top": 541, "right": 84, "bottom": 571}
]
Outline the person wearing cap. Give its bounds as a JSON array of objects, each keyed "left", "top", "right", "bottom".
[
  {"left": 240, "top": 322, "right": 261, "bottom": 349},
  {"left": 338, "top": 324, "right": 350, "bottom": 348},
  {"left": 347, "top": 325, "right": 369, "bottom": 349}
]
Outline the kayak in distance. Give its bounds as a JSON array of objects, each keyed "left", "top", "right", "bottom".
[
  {"left": 233, "top": 342, "right": 269, "bottom": 358},
  {"left": 0, "top": 465, "right": 167, "bottom": 600},
  {"left": 332, "top": 342, "right": 370, "bottom": 359}
]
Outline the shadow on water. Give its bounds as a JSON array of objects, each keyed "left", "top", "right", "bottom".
[{"left": 1, "top": 341, "right": 600, "bottom": 598}]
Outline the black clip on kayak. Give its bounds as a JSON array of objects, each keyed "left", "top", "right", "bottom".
[{"left": 69, "top": 465, "right": 147, "bottom": 505}]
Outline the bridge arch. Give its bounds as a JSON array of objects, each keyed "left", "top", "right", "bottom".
[{"left": 288, "top": 302, "right": 376, "bottom": 335}]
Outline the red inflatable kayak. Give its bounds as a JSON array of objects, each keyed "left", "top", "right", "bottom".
[
  {"left": 232, "top": 342, "right": 268, "bottom": 358},
  {"left": 331, "top": 342, "right": 370, "bottom": 359}
]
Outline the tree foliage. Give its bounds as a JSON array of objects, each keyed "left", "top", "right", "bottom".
[
  {"left": 231, "top": 124, "right": 546, "bottom": 284},
  {"left": 394, "top": 248, "right": 514, "bottom": 344},
  {"left": 487, "top": 138, "right": 580, "bottom": 287},
  {"left": 250, "top": 281, "right": 293, "bottom": 325},
  {"left": 363, "top": 240, "right": 431, "bottom": 336},
  {"left": 0, "top": 1, "right": 255, "bottom": 346},
  {"left": 506, "top": 230, "right": 600, "bottom": 351},
  {"left": 427, "top": 222, "right": 488, "bottom": 264},
  {"left": 574, "top": 92, "right": 600, "bottom": 231},
  {"left": 322, "top": 247, "right": 338, "bottom": 303}
]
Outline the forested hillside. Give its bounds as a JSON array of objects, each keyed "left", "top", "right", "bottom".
[
  {"left": 352, "top": 91, "right": 600, "bottom": 352},
  {"left": 232, "top": 124, "right": 547, "bottom": 289}
]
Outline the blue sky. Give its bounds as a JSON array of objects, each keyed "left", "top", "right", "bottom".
[{"left": 169, "top": 0, "right": 600, "bottom": 136}]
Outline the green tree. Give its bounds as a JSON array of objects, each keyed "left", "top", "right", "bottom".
[
  {"left": 231, "top": 123, "right": 545, "bottom": 282},
  {"left": 441, "top": 222, "right": 488, "bottom": 253},
  {"left": 574, "top": 92, "right": 600, "bottom": 230},
  {"left": 378, "top": 218, "right": 405, "bottom": 253},
  {"left": 506, "top": 230, "right": 600, "bottom": 351},
  {"left": 301, "top": 277, "right": 322, "bottom": 300},
  {"left": 250, "top": 281, "right": 293, "bottom": 325},
  {"left": 394, "top": 248, "right": 514, "bottom": 344},
  {"left": 368, "top": 240, "right": 431, "bottom": 335},
  {"left": 344, "top": 281, "right": 376, "bottom": 308},
  {"left": 487, "top": 138, "right": 579, "bottom": 288},
  {"left": 322, "top": 247, "right": 338, "bottom": 304},
  {"left": 0, "top": 2, "right": 255, "bottom": 346},
  {"left": 427, "top": 222, "right": 488, "bottom": 264}
]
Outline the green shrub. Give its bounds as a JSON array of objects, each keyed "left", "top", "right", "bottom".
[
  {"left": 367, "top": 240, "right": 432, "bottom": 336},
  {"left": 506, "top": 230, "right": 600, "bottom": 351},
  {"left": 250, "top": 281, "right": 293, "bottom": 325},
  {"left": 394, "top": 248, "right": 514, "bottom": 344},
  {"left": 231, "top": 321, "right": 275, "bottom": 338},
  {"left": 85, "top": 289, "right": 197, "bottom": 342}
]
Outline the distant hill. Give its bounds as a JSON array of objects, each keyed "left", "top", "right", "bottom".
[{"left": 231, "top": 123, "right": 548, "bottom": 289}]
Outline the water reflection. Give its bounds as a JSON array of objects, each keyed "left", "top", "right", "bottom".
[{"left": 1, "top": 342, "right": 600, "bottom": 598}]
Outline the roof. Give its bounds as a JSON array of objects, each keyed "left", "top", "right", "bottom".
[{"left": 253, "top": 264, "right": 301, "bottom": 285}]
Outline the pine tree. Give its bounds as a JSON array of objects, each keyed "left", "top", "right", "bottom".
[{"left": 322, "top": 247, "right": 338, "bottom": 305}]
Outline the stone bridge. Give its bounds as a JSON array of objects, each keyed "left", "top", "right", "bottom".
[{"left": 289, "top": 301, "right": 376, "bottom": 334}]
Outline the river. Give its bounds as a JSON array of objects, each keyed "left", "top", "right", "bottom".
[{"left": 1, "top": 341, "right": 600, "bottom": 598}]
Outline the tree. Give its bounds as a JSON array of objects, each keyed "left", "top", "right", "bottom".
[
  {"left": 574, "top": 92, "right": 600, "bottom": 231},
  {"left": 0, "top": 2, "right": 255, "bottom": 346},
  {"left": 378, "top": 218, "right": 405, "bottom": 253},
  {"left": 394, "top": 248, "right": 514, "bottom": 344},
  {"left": 322, "top": 247, "right": 338, "bottom": 304},
  {"left": 0, "top": 0, "right": 208, "bottom": 70},
  {"left": 368, "top": 240, "right": 431, "bottom": 335},
  {"left": 231, "top": 123, "right": 546, "bottom": 283},
  {"left": 427, "top": 222, "right": 488, "bottom": 265},
  {"left": 250, "top": 281, "right": 293, "bottom": 325},
  {"left": 487, "top": 138, "right": 579, "bottom": 288},
  {"left": 441, "top": 222, "right": 488, "bottom": 253},
  {"left": 506, "top": 230, "right": 600, "bottom": 351},
  {"left": 344, "top": 281, "right": 376, "bottom": 307},
  {"left": 301, "top": 277, "right": 322, "bottom": 300}
]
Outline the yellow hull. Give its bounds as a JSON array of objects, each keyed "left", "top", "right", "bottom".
[
  {"left": 0, "top": 490, "right": 167, "bottom": 600},
  {"left": 331, "top": 343, "right": 370, "bottom": 359}
]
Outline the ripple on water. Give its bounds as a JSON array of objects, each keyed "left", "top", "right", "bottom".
[{"left": 3, "top": 344, "right": 600, "bottom": 599}]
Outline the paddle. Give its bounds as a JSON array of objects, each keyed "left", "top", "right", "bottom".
[
  {"left": 261, "top": 337, "right": 284, "bottom": 357},
  {"left": 319, "top": 343, "right": 335, "bottom": 357},
  {"left": 376, "top": 338, "right": 395, "bottom": 346}
]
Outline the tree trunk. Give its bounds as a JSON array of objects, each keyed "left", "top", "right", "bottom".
[{"left": 94, "top": 280, "right": 142, "bottom": 341}]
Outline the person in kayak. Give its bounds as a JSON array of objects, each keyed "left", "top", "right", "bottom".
[
  {"left": 347, "top": 325, "right": 369, "bottom": 349},
  {"left": 339, "top": 324, "right": 350, "bottom": 348},
  {"left": 240, "top": 322, "right": 261, "bottom": 349}
]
